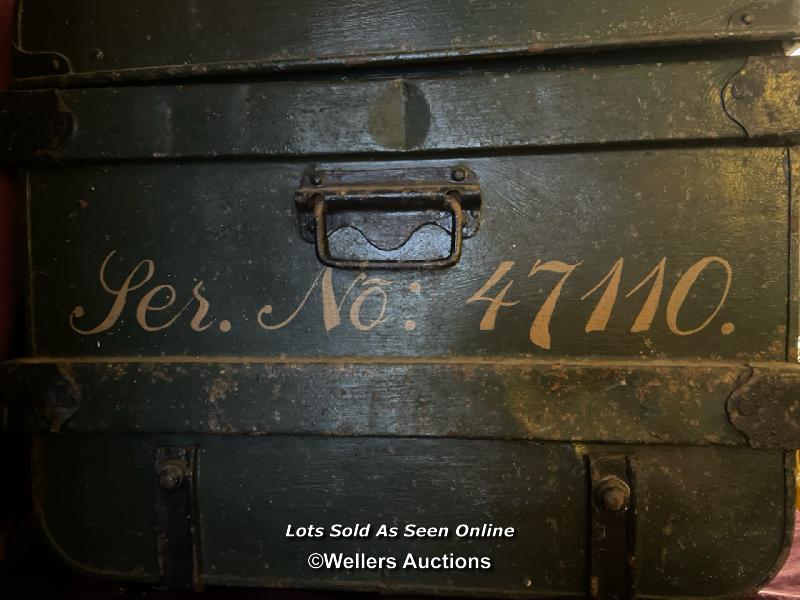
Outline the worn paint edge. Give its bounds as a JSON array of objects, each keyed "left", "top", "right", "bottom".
[
  {"left": 23, "top": 171, "right": 36, "bottom": 355},
  {"left": 789, "top": 146, "right": 800, "bottom": 362},
  {"left": 29, "top": 435, "right": 159, "bottom": 584},
  {"left": 638, "top": 451, "right": 796, "bottom": 600},
  {"left": 11, "top": 30, "right": 800, "bottom": 89},
  {"left": 8, "top": 356, "right": 800, "bottom": 370}
]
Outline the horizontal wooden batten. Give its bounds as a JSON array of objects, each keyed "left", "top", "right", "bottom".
[
  {"left": 24, "top": 150, "right": 790, "bottom": 361},
  {"left": 3, "top": 358, "right": 799, "bottom": 448},
  {"left": 4, "top": 56, "right": 800, "bottom": 164},
  {"left": 12, "top": 0, "right": 800, "bottom": 85}
]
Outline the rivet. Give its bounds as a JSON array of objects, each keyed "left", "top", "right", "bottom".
[
  {"left": 91, "top": 48, "right": 104, "bottom": 61},
  {"left": 741, "top": 13, "right": 754, "bottom": 25},
  {"left": 451, "top": 167, "right": 466, "bottom": 182},
  {"left": 310, "top": 174, "right": 323, "bottom": 186},
  {"left": 594, "top": 477, "right": 630, "bottom": 512},
  {"left": 157, "top": 460, "right": 187, "bottom": 490}
]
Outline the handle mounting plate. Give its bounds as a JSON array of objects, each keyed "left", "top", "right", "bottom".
[{"left": 295, "top": 167, "right": 481, "bottom": 269}]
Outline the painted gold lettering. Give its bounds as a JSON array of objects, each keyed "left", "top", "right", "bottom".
[
  {"left": 666, "top": 256, "right": 732, "bottom": 336},
  {"left": 528, "top": 259, "right": 583, "bottom": 350},
  {"left": 69, "top": 251, "right": 155, "bottom": 335},
  {"left": 626, "top": 257, "right": 666, "bottom": 333},
  {"left": 581, "top": 258, "right": 623, "bottom": 332},
  {"left": 466, "top": 261, "right": 519, "bottom": 331},
  {"left": 349, "top": 278, "right": 391, "bottom": 331},
  {"left": 258, "top": 268, "right": 370, "bottom": 332},
  {"left": 136, "top": 284, "right": 188, "bottom": 332},
  {"left": 322, "top": 268, "right": 365, "bottom": 331},
  {"left": 190, "top": 281, "right": 213, "bottom": 332}
]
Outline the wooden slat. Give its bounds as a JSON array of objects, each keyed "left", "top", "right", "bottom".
[
  {"left": 8, "top": 57, "right": 799, "bottom": 162},
  {"left": 41, "top": 59, "right": 751, "bottom": 159},
  {"left": 5, "top": 358, "right": 800, "bottom": 448},
  {"left": 26, "top": 149, "right": 789, "bottom": 360},
  {"left": 0, "top": 358, "right": 749, "bottom": 444},
  {"left": 13, "top": 0, "right": 800, "bottom": 85}
]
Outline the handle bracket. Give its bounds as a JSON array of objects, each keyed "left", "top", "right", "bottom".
[{"left": 295, "top": 167, "right": 481, "bottom": 269}]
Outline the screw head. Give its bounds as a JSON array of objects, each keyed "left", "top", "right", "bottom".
[
  {"left": 741, "top": 13, "right": 754, "bottom": 25},
  {"left": 158, "top": 460, "right": 187, "bottom": 490},
  {"left": 451, "top": 167, "right": 467, "bottom": 182},
  {"left": 594, "top": 477, "right": 631, "bottom": 512},
  {"left": 602, "top": 487, "right": 627, "bottom": 511},
  {"left": 310, "top": 174, "right": 323, "bottom": 186},
  {"left": 91, "top": 48, "right": 105, "bottom": 61}
]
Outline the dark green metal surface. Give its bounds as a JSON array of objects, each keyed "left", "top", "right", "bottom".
[
  {"left": 5, "top": 55, "right": 800, "bottom": 162},
  {"left": 12, "top": 0, "right": 800, "bottom": 87},
  {"left": 32, "top": 435, "right": 795, "bottom": 598},
  {"left": 4, "top": 358, "right": 800, "bottom": 449},
  {"left": 25, "top": 149, "right": 790, "bottom": 359},
  {"left": 3, "top": 1, "right": 800, "bottom": 598}
]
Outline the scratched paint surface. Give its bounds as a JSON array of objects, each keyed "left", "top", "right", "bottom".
[
  {"left": 13, "top": 0, "right": 800, "bottom": 85},
  {"left": 27, "top": 148, "right": 788, "bottom": 359},
  {"left": 32, "top": 435, "right": 790, "bottom": 596}
]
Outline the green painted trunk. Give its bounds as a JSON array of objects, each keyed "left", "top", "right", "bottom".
[{"left": 2, "top": 1, "right": 800, "bottom": 597}]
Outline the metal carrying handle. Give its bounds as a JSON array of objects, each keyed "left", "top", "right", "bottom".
[
  {"left": 311, "top": 192, "right": 464, "bottom": 270},
  {"left": 295, "top": 167, "right": 481, "bottom": 270}
]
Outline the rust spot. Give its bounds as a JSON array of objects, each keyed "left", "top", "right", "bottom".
[
  {"left": 527, "top": 42, "right": 550, "bottom": 54},
  {"left": 206, "top": 375, "right": 236, "bottom": 433}
]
